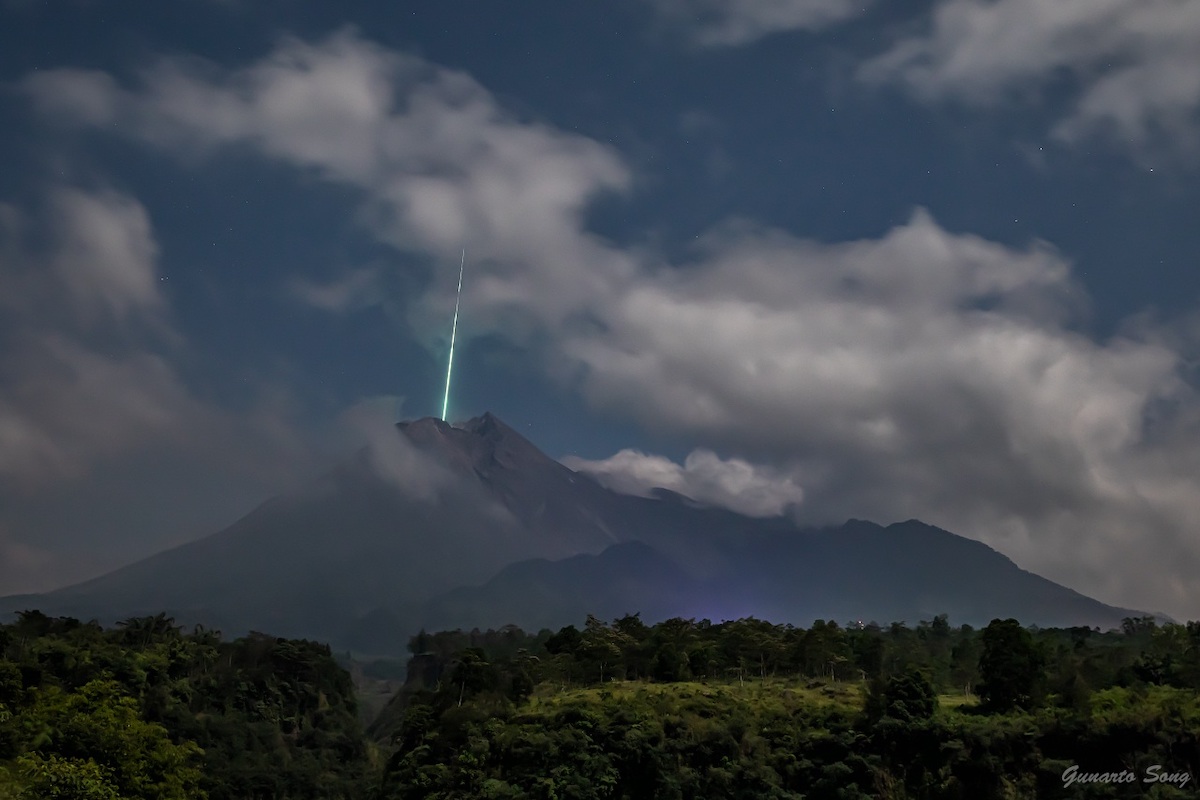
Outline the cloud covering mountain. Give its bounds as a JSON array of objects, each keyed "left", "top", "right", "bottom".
[{"left": 0, "top": 5, "right": 1197, "bottom": 624}]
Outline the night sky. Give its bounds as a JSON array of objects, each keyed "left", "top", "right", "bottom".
[{"left": 2, "top": 1, "right": 1198, "bottom": 620}]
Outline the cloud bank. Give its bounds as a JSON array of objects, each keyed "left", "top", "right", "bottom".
[
  {"left": 0, "top": 188, "right": 193, "bottom": 482},
  {"left": 18, "top": 29, "right": 1200, "bottom": 619},
  {"left": 0, "top": 183, "right": 386, "bottom": 591}
]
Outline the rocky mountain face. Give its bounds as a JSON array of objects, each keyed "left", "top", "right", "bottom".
[{"left": 2, "top": 413, "right": 1143, "bottom": 655}]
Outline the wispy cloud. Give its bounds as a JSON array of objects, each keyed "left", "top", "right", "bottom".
[
  {"left": 287, "top": 267, "right": 382, "bottom": 313},
  {"left": 0, "top": 187, "right": 191, "bottom": 482},
  {"left": 0, "top": 524, "right": 104, "bottom": 596},
  {"left": 0, "top": 182, "right": 359, "bottom": 592},
  {"left": 337, "top": 396, "right": 454, "bottom": 500},
  {"left": 643, "top": 0, "right": 872, "bottom": 46},
  {"left": 860, "top": 0, "right": 1200, "bottom": 154},
  {"left": 564, "top": 448, "right": 805, "bottom": 517}
]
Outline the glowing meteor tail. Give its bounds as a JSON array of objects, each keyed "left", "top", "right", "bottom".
[{"left": 441, "top": 249, "right": 465, "bottom": 422}]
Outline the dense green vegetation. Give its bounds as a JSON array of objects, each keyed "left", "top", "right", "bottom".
[
  {"left": 0, "top": 611, "right": 374, "bottom": 799},
  {"left": 4, "top": 610, "right": 1200, "bottom": 798},
  {"left": 375, "top": 614, "right": 1200, "bottom": 798}
]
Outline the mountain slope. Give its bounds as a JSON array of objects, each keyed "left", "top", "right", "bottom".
[
  {"left": 422, "top": 518, "right": 1138, "bottom": 632},
  {"left": 422, "top": 540, "right": 699, "bottom": 632},
  {"left": 2, "top": 413, "right": 1144, "bottom": 652},
  {"left": 8, "top": 415, "right": 630, "bottom": 645}
]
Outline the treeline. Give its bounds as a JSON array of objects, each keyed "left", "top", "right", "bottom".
[
  {"left": 6, "top": 610, "right": 1200, "bottom": 798},
  {"left": 373, "top": 614, "right": 1200, "bottom": 798},
  {"left": 0, "top": 611, "right": 374, "bottom": 800},
  {"left": 390, "top": 613, "right": 1200, "bottom": 709}
]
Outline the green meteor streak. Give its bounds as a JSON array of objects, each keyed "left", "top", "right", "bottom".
[{"left": 441, "top": 249, "right": 465, "bottom": 422}]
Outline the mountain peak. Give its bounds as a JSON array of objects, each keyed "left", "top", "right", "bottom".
[
  {"left": 461, "top": 412, "right": 554, "bottom": 471},
  {"left": 396, "top": 412, "right": 554, "bottom": 475},
  {"left": 462, "top": 410, "right": 508, "bottom": 438}
]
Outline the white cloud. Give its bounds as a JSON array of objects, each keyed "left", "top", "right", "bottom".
[
  {"left": 645, "top": 0, "right": 872, "bottom": 46},
  {"left": 20, "top": 30, "right": 1200, "bottom": 618},
  {"left": 860, "top": 0, "right": 1200, "bottom": 152},
  {"left": 0, "top": 187, "right": 193, "bottom": 482},
  {"left": 559, "top": 211, "right": 1197, "bottom": 614},
  {"left": 47, "top": 188, "right": 163, "bottom": 322},
  {"left": 0, "top": 335, "right": 204, "bottom": 482},
  {"left": 0, "top": 188, "right": 163, "bottom": 328},
  {"left": 0, "top": 183, "right": 311, "bottom": 483},
  {"left": 0, "top": 183, "right": 345, "bottom": 594},
  {"left": 336, "top": 396, "right": 453, "bottom": 500},
  {"left": 22, "top": 28, "right": 634, "bottom": 340},
  {"left": 564, "top": 448, "right": 805, "bottom": 517}
]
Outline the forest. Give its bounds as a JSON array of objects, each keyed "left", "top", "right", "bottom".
[
  {"left": 0, "top": 611, "right": 374, "bottom": 799},
  {"left": 2, "top": 610, "right": 1199, "bottom": 798}
]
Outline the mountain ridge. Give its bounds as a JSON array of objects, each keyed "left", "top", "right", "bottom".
[{"left": 2, "top": 412, "right": 1146, "bottom": 654}]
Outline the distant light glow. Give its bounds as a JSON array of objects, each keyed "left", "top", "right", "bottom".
[{"left": 441, "top": 249, "right": 465, "bottom": 421}]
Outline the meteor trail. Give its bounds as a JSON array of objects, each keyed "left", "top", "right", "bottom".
[{"left": 441, "top": 249, "right": 465, "bottom": 422}]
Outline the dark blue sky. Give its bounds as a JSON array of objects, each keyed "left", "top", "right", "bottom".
[{"left": 2, "top": 0, "right": 1198, "bottom": 619}]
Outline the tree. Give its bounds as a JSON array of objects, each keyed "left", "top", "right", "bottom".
[
  {"left": 115, "top": 614, "right": 182, "bottom": 650},
  {"left": 652, "top": 618, "right": 698, "bottom": 682},
  {"left": 864, "top": 669, "right": 937, "bottom": 725},
  {"left": 580, "top": 616, "right": 632, "bottom": 683},
  {"left": 650, "top": 643, "right": 689, "bottom": 682},
  {"left": 15, "top": 754, "right": 121, "bottom": 800},
  {"left": 1, "top": 614, "right": 373, "bottom": 800},
  {"left": 18, "top": 680, "right": 204, "bottom": 800},
  {"left": 848, "top": 630, "right": 884, "bottom": 681},
  {"left": 862, "top": 669, "right": 942, "bottom": 796},
  {"left": 0, "top": 661, "right": 22, "bottom": 708},
  {"left": 444, "top": 648, "right": 497, "bottom": 706},
  {"left": 544, "top": 625, "right": 582, "bottom": 657},
  {"left": 978, "top": 618, "right": 1045, "bottom": 712},
  {"left": 612, "top": 614, "right": 651, "bottom": 678},
  {"left": 1121, "top": 615, "right": 1157, "bottom": 639},
  {"left": 803, "top": 620, "right": 850, "bottom": 679},
  {"left": 715, "top": 618, "right": 787, "bottom": 681},
  {"left": 949, "top": 624, "right": 980, "bottom": 696}
]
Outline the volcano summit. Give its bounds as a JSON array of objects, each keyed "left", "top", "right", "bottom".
[{"left": 2, "top": 414, "right": 1142, "bottom": 655}]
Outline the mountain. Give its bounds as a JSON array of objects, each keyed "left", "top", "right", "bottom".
[
  {"left": 2, "top": 413, "right": 1144, "bottom": 654},
  {"left": 421, "top": 518, "right": 1141, "bottom": 633}
]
